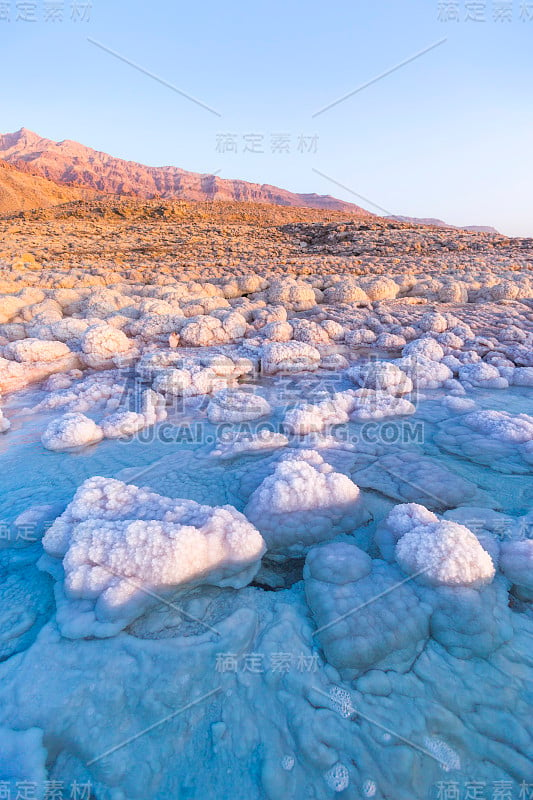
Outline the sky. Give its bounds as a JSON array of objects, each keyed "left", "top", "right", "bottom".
[{"left": 1, "top": 0, "right": 532, "bottom": 236}]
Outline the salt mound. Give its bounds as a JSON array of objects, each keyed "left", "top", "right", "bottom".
[
  {"left": 305, "top": 542, "right": 430, "bottom": 678},
  {"left": 80, "top": 323, "right": 133, "bottom": 368},
  {"left": 244, "top": 451, "right": 368, "bottom": 556},
  {"left": 3, "top": 338, "right": 71, "bottom": 363},
  {"left": 41, "top": 412, "right": 104, "bottom": 451},
  {"left": 347, "top": 361, "right": 412, "bottom": 395},
  {"left": 375, "top": 503, "right": 439, "bottom": 561},
  {"left": 261, "top": 341, "right": 320, "bottom": 375},
  {"left": 463, "top": 409, "right": 533, "bottom": 443},
  {"left": 40, "top": 476, "right": 266, "bottom": 637},
  {"left": 207, "top": 389, "right": 271, "bottom": 423},
  {"left": 395, "top": 519, "right": 495, "bottom": 587}
]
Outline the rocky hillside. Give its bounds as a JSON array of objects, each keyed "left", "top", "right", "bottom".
[{"left": 0, "top": 158, "right": 96, "bottom": 215}]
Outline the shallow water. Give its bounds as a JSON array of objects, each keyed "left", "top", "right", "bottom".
[{"left": 0, "top": 372, "right": 531, "bottom": 800}]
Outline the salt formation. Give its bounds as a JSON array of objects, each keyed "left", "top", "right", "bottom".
[
  {"left": 395, "top": 519, "right": 496, "bottom": 587},
  {"left": 0, "top": 405, "right": 9, "bottom": 432},
  {"left": 374, "top": 502, "right": 439, "bottom": 561},
  {"left": 151, "top": 352, "right": 253, "bottom": 397},
  {"left": 349, "top": 389, "right": 415, "bottom": 421},
  {"left": 179, "top": 311, "right": 247, "bottom": 346},
  {"left": 40, "top": 477, "right": 266, "bottom": 637},
  {"left": 347, "top": 361, "right": 412, "bottom": 394},
  {"left": 80, "top": 323, "right": 133, "bottom": 368},
  {"left": 261, "top": 341, "right": 321, "bottom": 374},
  {"left": 304, "top": 541, "right": 431, "bottom": 678},
  {"left": 435, "top": 409, "right": 533, "bottom": 472},
  {"left": 0, "top": 727, "right": 47, "bottom": 794},
  {"left": 244, "top": 451, "right": 368, "bottom": 556},
  {"left": 207, "top": 388, "right": 271, "bottom": 423},
  {"left": 500, "top": 540, "right": 533, "bottom": 599},
  {"left": 0, "top": 568, "right": 52, "bottom": 660},
  {"left": 282, "top": 391, "right": 357, "bottom": 435},
  {"left": 41, "top": 412, "right": 104, "bottom": 450},
  {"left": 283, "top": 384, "right": 415, "bottom": 435},
  {"left": 101, "top": 389, "right": 167, "bottom": 438},
  {"left": 3, "top": 337, "right": 71, "bottom": 363},
  {"left": 354, "top": 452, "right": 480, "bottom": 509},
  {"left": 212, "top": 430, "right": 290, "bottom": 459}
]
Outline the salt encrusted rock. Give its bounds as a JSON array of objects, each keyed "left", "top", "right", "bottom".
[
  {"left": 40, "top": 477, "right": 266, "bottom": 637},
  {"left": 0, "top": 354, "right": 81, "bottom": 394},
  {"left": 511, "top": 367, "right": 533, "bottom": 387},
  {"left": 148, "top": 352, "right": 253, "bottom": 395},
  {"left": 100, "top": 387, "right": 167, "bottom": 440},
  {"left": 260, "top": 321, "right": 293, "bottom": 342},
  {"left": 180, "top": 311, "right": 247, "bottom": 346},
  {"left": 41, "top": 412, "right": 104, "bottom": 451},
  {"left": 252, "top": 305, "right": 287, "bottom": 326},
  {"left": 374, "top": 332, "right": 406, "bottom": 349},
  {"left": 323, "top": 282, "right": 369, "bottom": 304},
  {"left": 267, "top": 278, "right": 317, "bottom": 311},
  {"left": 348, "top": 389, "right": 415, "bottom": 421},
  {"left": 124, "top": 313, "right": 186, "bottom": 340},
  {"left": 375, "top": 503, "right": 438, "bottom": 561},
  {"left": 396, "top": 354, "right": 453, "bottom": 389},
  {"left": 360, "top": 276, "right": 399, "bottom": 301},
  {"left": 305, "top": 542, "right": 431, "bottom": 678},
  {"left": 283, "top": 391, "right": 357, "bottom": 435},
  {"left": 35, "top": 371, "right": 124, "bottom": 415},
  {"left": 261, "top": 341, "right": 320, "bottom": 375},
  {"left": 437, "top": 282, "right": 469, "bottom": 303},
  {"left": 320, "top": 319, "right": 345, "bottom": 341},
  {"left": 3, "top": 338, "right": 71, "bottom": 363},
  {"left": 462, "top": 409, "right": 533, "bottom": 442},
  {"left": 346, "top": 361, "right": 412, "bottom": 395},
  {"left": 0, "top": 404, "right": 10, "bottom": 432},
  {"left": 290, "top": 319, "right": 331, "bottom": 346},
  {"left": 207, "top": 389, "right": 271, "bottom": 423},
  {"left": 244, "top": 451, "right": 368, "bottom": 557},
  {"left": 417, "top": 312, "right": 448, "bottom": 333},
  {"left": 345, "top": 328, "right": 377, "bottom": 346},
  {"left": 499, "top": 540, "right": 533, "bottom": 598},
  {"left": 402, "top": 338, "right": 445, "bottom": 362},
  {"left": 101, "top": 405, "right": 164, "bottom": 439},
  {"left": 320, "top": 353, "right": 350, "bottom": 371},
  {"left": 50, "top": 318, "right": 91, "bottom": 345},
  {"left": 0, "top": 295, "right": 28, "bottom": 324},
  {"left": 80, "top": 324, "right": 133, "bottom": 369},
  {"left": 21, "top": 299, "right": 62, "bottom": 324},
  {"left": 424, "top": 578, "right": 513, "bottom": 658},
  {"left": 458, "top": 362, "right": 508, "bottom": 389},
  {"left": 395, "top": 519, "right": 495, "bottom": 588}
]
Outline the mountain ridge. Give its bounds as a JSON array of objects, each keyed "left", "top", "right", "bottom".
[
  {"left": 0, "top": 129, "right": 499, "bottom": 232},
  {"left": 0, "top": 128, "right": 369, "bottom": 213}
]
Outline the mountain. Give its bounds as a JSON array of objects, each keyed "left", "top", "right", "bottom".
[
  {"left": 0, "top": 128, "right": 369, "bottom": 214},
  {"left": 389, "top": 215, "right": 499, "bottom": 235},
  {"left": 0, "top": 157, "right": 97, "bottom": 215}
]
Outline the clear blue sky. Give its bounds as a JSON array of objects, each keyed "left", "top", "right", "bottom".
[{"left": 1, "top": 0, "right": 532, "bottom": 235}]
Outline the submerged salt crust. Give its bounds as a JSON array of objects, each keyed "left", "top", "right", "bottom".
[{"left": 0, "top": 254, "right": 532, "bottom": 799}]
